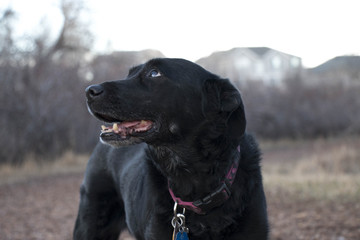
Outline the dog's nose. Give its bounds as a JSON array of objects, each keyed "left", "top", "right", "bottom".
[{"left": 86, "top": 84, "right": 104, "bottom": 100}]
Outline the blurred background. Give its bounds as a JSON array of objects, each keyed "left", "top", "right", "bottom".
[{"left": 0, "top": 0, "right": 359, "bottom": 239}]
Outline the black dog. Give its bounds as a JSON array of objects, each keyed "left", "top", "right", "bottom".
[{"left": 74, "top": 58, "right": 269, "bottom": 240}]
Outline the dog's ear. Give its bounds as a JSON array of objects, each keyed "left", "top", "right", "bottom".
[{"left": 202, "top": 78, "right": 246, "bottom": 139}]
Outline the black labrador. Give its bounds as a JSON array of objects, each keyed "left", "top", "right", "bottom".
[{"left": 74, "top": 58, "right": 269, "bottom": 240}]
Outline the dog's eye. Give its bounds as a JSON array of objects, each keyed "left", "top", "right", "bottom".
[{"left": 148, "top": 69, "right": 161, "bottom": 78}]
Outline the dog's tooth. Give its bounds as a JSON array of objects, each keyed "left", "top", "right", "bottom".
[
  {"left": 101, "top": 125, "right": 106, "bottom": 131},
  {"left": 113, "top": 123, "right": 119, "bottom": 131}
]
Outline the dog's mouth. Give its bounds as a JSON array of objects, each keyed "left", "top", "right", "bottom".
[
  {"left": 100, "top": 120, "right": 154, "bottom": 139},
  {"left": 98, "top": 119, "right": 156, "bottom": 146},
  {"left": 89, "top": 109, "right": 157, "bottom": 146}
]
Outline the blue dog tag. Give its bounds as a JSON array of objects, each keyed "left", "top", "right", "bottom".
[{"left": 175, "top": 231, "right": 189, "bottom": 240}]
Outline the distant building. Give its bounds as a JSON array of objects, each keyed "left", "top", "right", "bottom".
[
  {"left": 307, "top": 56, "right": 360, "bottom": 85},
  {"left": 197, "top": 47, "right": 302, "bottom": 85}
]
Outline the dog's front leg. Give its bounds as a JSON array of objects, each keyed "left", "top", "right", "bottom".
[{"left": 73, "top": 183, "right": 125, "bottom": 240}]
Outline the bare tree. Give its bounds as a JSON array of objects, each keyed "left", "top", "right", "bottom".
[
  {"left": 241, "top": 76, "right": 360, "bottom": 139},
  {"left": 0, "top": 1, "right": 97, "bottom": 165}
]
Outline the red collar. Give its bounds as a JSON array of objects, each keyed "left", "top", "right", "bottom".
[{"left": 168, "top": 146, "right": 241, "bottom": 215}]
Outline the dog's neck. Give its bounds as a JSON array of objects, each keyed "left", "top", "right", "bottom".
[{"left": 148, "top": 141, "right": 240, "bottom": 203}]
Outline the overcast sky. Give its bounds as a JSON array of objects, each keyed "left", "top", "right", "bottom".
[{"left": 4, "top": 0, "right": 360, "bottom": 67}]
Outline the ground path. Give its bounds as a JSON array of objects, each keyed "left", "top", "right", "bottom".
[{"left": 0, "top": 172, "right": 359, "bottom": 239}]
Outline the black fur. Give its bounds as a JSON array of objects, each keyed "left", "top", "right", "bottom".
[{"left": 73, "top": 58, "right": 269, "bottom": 239}]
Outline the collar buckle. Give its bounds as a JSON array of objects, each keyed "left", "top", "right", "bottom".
[{"left": 193, "top": 180, "right": 231, "bottom": 214}]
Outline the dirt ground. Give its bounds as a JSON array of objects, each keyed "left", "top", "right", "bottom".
[
  {"left": 1, "top": 138, "right": 360, "bottom": 240},
  {"left": 0, "top": 173, "right": 359, "bottom": 240}
]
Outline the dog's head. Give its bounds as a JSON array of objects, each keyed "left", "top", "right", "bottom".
[{"left": 86, "top": 58, "right": 246, "bottom": 147}]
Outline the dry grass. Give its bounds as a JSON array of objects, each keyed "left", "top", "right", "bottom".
[
  {"left": 261, "top": 137, "right": 360, "bottom": 201},
  {"left": 1, "top": 137, "right": 360, "bottom": 201},
  {"left": 264, "top": 173, "right": 360, "bottom": 201},
  {"left": 0, "top": 151, "right": 88, "bottom": 185}
]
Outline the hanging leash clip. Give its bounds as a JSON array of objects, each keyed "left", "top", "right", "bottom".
[{"left": 171, "top": 201, "right": 189, "bottom": 240}]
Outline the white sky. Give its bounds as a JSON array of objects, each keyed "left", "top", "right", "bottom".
[{"left": 3, "top": 0, "right": 360, "bottom": 67}]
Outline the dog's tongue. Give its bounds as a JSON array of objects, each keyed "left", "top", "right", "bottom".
[
  {"left": 101, "top": 120, "right": 152, "bottom": 137},
  {"left": 119, "top": 121, "right": 143, "bottom": 128}
]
